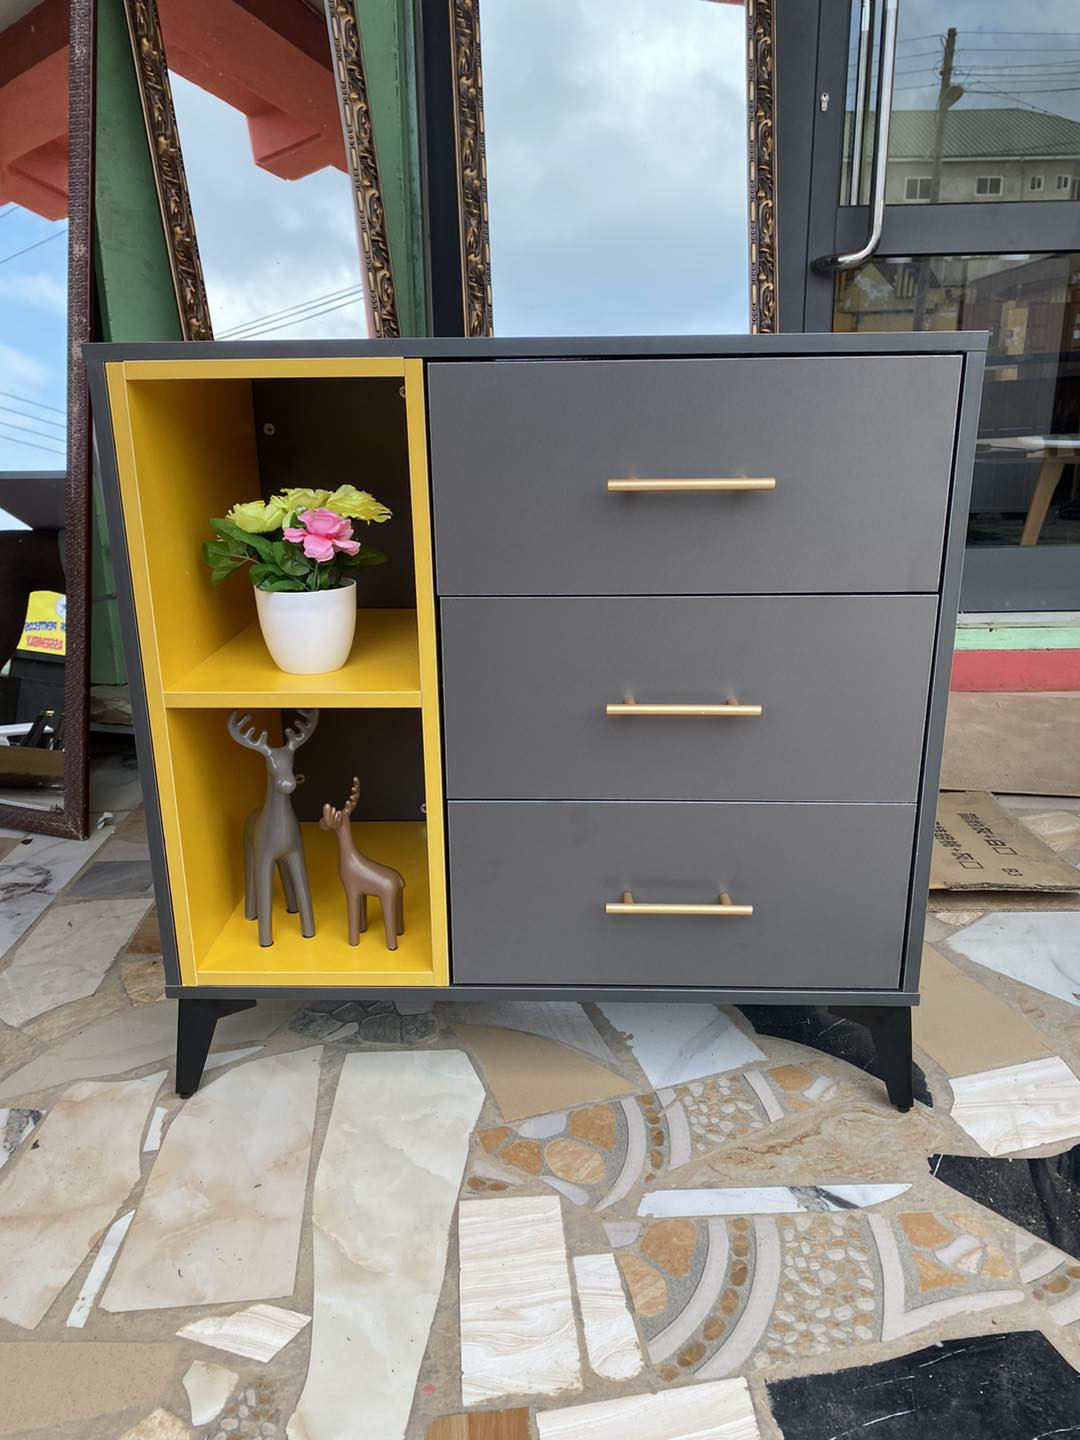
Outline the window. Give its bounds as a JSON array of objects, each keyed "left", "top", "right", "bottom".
[
  {"left": 1030, "top": 174, "right": 1045, "bottom": 192},
  {"left": 1057, "top": 173, "right": 1073, "bottom": 192},
  {"left": 904, "top": 176, "right": 932, "bottom": 201},
  {"left": 975, "top": 176, "right": 1003, "bottom": 197}
]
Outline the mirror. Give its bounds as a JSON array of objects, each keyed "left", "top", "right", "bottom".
[
  {"left": 156, "top": 0, "right": 373, "bottom": 342},
  {"left": 0, "top": 0, "right": 92, "bottom": 835},
  {"left": 478, "top": 0, "right": 753, "bottom": 335}
]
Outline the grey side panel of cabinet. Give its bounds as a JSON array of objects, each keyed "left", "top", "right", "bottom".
[
  {"left": 427, "top": 357, "right": 962, "bottom": 596},
  {"left": 448, "top": 802, "right": 916, "bottom": 989},
  {"left": 441, "top": 595, "right": 938, "bottom": 802}
]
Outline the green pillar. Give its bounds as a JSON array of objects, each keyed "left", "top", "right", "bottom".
[
  {"left": 355, "top": 0, "right": 429, "bottom": 336},
  {"left": 91, "top": 0, "right": 185, "bottom": 687}
]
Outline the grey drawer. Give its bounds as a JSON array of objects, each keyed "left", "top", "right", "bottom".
[
  {"left": 447, "top": 801, "right": 915, "bottom": 989},
  {"left": 428, "top": 356, "right": 961, "bottom": 595},
  {"left": 441, "top": 595, "right": 937, "bottom": 803}
]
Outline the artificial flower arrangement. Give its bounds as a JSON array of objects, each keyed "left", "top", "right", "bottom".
[
  {"left": 202, "top": 484, "right": 391, "bottom": 592},
  {"left": 201, "top": 485, "right": 392, "bottom": 676}
]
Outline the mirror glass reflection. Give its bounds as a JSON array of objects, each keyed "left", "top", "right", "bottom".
[
  {"left": 159, "top": 0, "right": 371, "bottom": 341},
  {"left": 480, "top": 0, "right": 751, "bottom": 336},
  {"left": 0, "top": 0, "right": 71, "bottom": 810}
]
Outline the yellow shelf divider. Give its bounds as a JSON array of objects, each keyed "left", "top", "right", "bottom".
[{"left": 165, "top": 611, "right": 421, "bottom": 709}]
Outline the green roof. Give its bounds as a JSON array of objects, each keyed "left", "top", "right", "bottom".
[{"left": 887, "top": 107, "right": 1080, "bottom": 160}]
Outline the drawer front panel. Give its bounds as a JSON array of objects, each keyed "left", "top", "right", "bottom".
[
  {"left": 441, "top": 595, "right": 937, "bottom": 803},
  {"left": 448, "top": 802, "right": 915, "bottom": 989},
  {"left": 428, "top": 357, "right": 961, "bottom": 595}
]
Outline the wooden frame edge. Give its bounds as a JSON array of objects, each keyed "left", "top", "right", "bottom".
[
  {"left": 122, "top": 0, "right": 213, "bottom": 341},
  {"left": 748, "top": 0, "right": 777, "bottom": 334},
  {"left": 449, "top": 0, "right": 492, "bottom": 337}
]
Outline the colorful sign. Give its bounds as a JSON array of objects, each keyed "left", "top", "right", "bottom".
[{"left": 17, "top": 590, "right": 66, "bottom": 656}]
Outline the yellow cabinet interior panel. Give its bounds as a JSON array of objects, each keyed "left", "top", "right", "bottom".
[
  {"left": 106, "top": 356, "right": 448, "bottom": 989},
  {"left": 164, "top": 612, "right": 422, "bottom": 709}
]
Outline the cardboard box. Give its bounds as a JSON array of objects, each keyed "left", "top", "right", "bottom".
[{"left": 932, "top": 790, "right": 1080, "bottom": 891}]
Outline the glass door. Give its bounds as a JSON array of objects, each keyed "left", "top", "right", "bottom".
[{"left": 787, "top": 0, "right": 1080, "bottom": 609}]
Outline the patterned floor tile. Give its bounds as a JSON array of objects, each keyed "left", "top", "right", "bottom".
[
  {"left": 929, "top": 1144, "right": 1080, "bottom": 1259},
  {"left": 948, "top": 1056, "right": 1080, "bottom": 1156}
]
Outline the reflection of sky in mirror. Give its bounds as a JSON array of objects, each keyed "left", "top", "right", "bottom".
[
  {"left": 481, "top": 0, "right": 750, "bottom": 336},
  {"left": 0, "top": 203, "right": 68, "bottom": 475},
  {"left": 170, "top": 73, "right": 370, "bottom": 343}
]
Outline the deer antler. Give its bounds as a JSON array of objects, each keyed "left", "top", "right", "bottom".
[
  {"left": 284, "top": 708, "right": 319, "bottom": 752},
  {"left": 341, "top": 776, "right": 360, "bottom": 819},
  {"left": 227, "top": 711, "right": 272, "bottom": 755}
]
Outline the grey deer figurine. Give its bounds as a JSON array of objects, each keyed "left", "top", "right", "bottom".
[
  {"left": 319, "top": 775, "right": 405, "bottom": 949},
  {"left": 228, "top": 708, "right": 319, "bottom": 947}
]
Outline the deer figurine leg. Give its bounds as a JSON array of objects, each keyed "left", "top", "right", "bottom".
[
  {"left": 395, "top": 883, "right": 405, "bottom": 937},
  {"left": 346, "top": 891, "right": 362, "bottom": 946},
  {"left": 283, "top": 850, "right": 315, "bottom": 938},
  {"left": 278, "top": 859, "right": 298, "bottom": 914},
  {"left": 255, "top": 855, "right": 276, "bottom": 947},
  {"left": 378, "top": 882, "right": 399, "bottom": 951},
  {"left": 243, "top": 816, "right": 257, "bottom": 921}
]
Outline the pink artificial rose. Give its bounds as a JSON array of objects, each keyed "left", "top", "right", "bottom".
[{"left": 283, "top": 507, "right": 361, "bottom": 563}]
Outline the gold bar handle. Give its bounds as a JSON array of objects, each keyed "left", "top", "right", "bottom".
[
  {"left": 606, "top": 890, "right": 753, "bottom": 917},
  {"left": 607, "top": 477, "right": 776, "bottom": 492},
  {"left": 607, "top": 697, "right": 762, "bottom": 718}
]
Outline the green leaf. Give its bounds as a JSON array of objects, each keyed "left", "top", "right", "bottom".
[
  {"left": 251, "top": 566, "right": 305, "bottom": 593},
  {"left": 210, "top": 518, "right": 275, "bottom": 562},
  {"left": 270, "top": 540, "right": 311, "bottom": 577},
  {"left": 342, "top": 546, "right": 388, "bottom": 569}
]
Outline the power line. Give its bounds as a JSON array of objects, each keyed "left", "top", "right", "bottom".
[
  {"left": 0, "top": 388, "right": 66, "bottom": 417},
  {"left": 0, "top": 405, "right": 66, "bottom": 441},
  {"left": 0, "top": 423, "right": 64, "bottom": 458},
  {"left": 219, "top": 283, "right": 364, "bottom": 337},
  {"left": 0, "top": 226, "right": 66, "bottom": 269},
  {"left": 234, "top": 294, "right": 365, "bottom": 340}
]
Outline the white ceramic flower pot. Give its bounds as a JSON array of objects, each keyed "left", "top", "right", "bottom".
[{"left": 254, "top": 578, "right": 357, "bottom": 675}]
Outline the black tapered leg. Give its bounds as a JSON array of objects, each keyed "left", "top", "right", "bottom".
[
  {"left": 176, "top": 998, "right": 257, "bottom": 1097},
  {"left": 829, "top": 1005, "right": 914, "bottom": 1112}
]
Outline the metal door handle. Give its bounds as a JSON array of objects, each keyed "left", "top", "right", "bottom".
[
  {"left": 607, "top": 478, "right": 775, "bottom": 492},
  {"left": 606, "top": 698, "right": 762, "bottom": 717},
  {"left": 606, "top": 890, "right": 753, "bottom": 917},
  {"left": 812, "top": 0, "right": 898, "bottom": 272}
]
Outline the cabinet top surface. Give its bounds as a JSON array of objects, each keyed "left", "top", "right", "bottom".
[{"left": 85, "top": 331, "right": 989, "bottom": 370}]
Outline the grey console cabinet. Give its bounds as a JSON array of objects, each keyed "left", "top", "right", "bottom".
[{"left": 86, "top": 334, "right": 987, "bottom": 1108}]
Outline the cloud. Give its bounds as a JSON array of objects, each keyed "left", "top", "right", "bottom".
[
  {"left": 0, "top": 341, "right": 54, "bottom": 393},
  {"left": 0, "top": 271, "right": 67, "bottom": 317}
]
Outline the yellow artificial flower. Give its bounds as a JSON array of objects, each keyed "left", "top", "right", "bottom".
[
  {"left": 327, "top": 484, "right": 392, "bottom": 523},
  {"left": 280, "top": 487, "right": 332, "bottom": 513},
  {"left": 226, "top": 496, "right": 290, "bottom": 533}
]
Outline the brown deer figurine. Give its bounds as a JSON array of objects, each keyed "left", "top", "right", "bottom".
[
  {"left": 228, "top": 708, "right": 318, "bottom": 947},
  {"left": 319, "top": 776, "right": 405, "bottom": 949}
]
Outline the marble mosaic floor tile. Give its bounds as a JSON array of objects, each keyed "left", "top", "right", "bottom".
[
  {"left": 125, "top": 906, "right": 162, "bottom": 955},
  {"left": 1017, "top": 1235, "right": 1080, "bottom": 1326},
  {"left": 143, "top": 1105, "right": 167, "bottom": 1152},
  {"left": 426, "top": 1412, "right": 531, "bottom": 1440},
  {"left": 948, "top": 1055, "right": 1080, "bottom": 1156},
  {"left": 202, "top": 1043, "right": 264, "bottom": 1072},
  {"left": 0, "top": 1106, "right": 41, "bottom": 1169},
  {"left": 597, "top": 1005, "right": 763, "bottom": 1088},
  {"left": 0, "top": 897, "right": 150, "bottom": 1026},
  {"left": 929, "top": 1144, "right": 1080, "bottom": 1259},
  {"left": 0, "top": 998, "right": 300, "bottom": 1101},
  {"left": 459, "top": 1194, "right": 582, "bottom": 1406},
  {"left": 182, "top": 1360, "right": 238, "bottom": 1426},
  {"left": 441, "top": 1001, "right": 620, "bottom": 1067},
  {"left": 117, "top": 1406, "right": 189, "bottom": 1440},
  {"left": 288, "top": 1049, "right": 484, "bottom": 1440},
  {"left": 177, "top": 1303, "right": 310, "bottom": 1362},
  {"left": 536, "top": 1379, "right": 760, "bottom": 1440},
  {"left": 0, "top": 1071, "right": 164, "bottom": 1326},
  {"left": 638, "top": 1184, "right": 910, "bottom": 1217},
  {"left": 572, "top": 1253, "right": 644, "bottom": 1381},
  {"left": 104, "top": 1047, "right": 320, "bottom": 1312},
  {"left": 945, "top": 911, "right": 1080, "bottom": 1007},
  {"left": 766, "top": 1332, "right": 1080, "bottom": 1439},
  {"left": 64, "top": 859, "right": 155, "bottom": 898},
  {"left": 913, "top": 944, "right": 1053, "bottom": 1076},
  {"left": 450, "top": 1023, "right": 636, "bottom": 1123},
  {"left": 121, "top": 956, "right": 167, "bottom": 1006},
  {"left": 471, "top": 1064, "right": 851, "bottom": 1211},
  {"left": 737, "top": 1004, "right": 933, "bottom": 1105},
  {"left": 66, "top": 1208, "right": 134, "bottom": 1326},
  {"left": 0, "top": 1342, "right": 181, "bottom": 1437},
  {"left": 611, "top": 1207, "right": 1021, "bottom": 1382},
  {"left": 0, "top": 827, "right": 111, "bottom": 958}
]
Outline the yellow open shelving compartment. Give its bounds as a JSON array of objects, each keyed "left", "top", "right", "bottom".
[{"left": 106, "top": 356, "right": 448, "bottom": 989}]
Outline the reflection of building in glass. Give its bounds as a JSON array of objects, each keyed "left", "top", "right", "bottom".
[{"left": 851, "top": 108, "right": 1080, "bottom": 205}]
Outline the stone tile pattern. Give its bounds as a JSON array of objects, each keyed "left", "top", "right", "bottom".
[
  {"left": 611, "top": 1208, "right": 1021, "bottom": 1381},
  {"left": 470, "top": 1064, "right": 847, "bottom": 1209}
]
